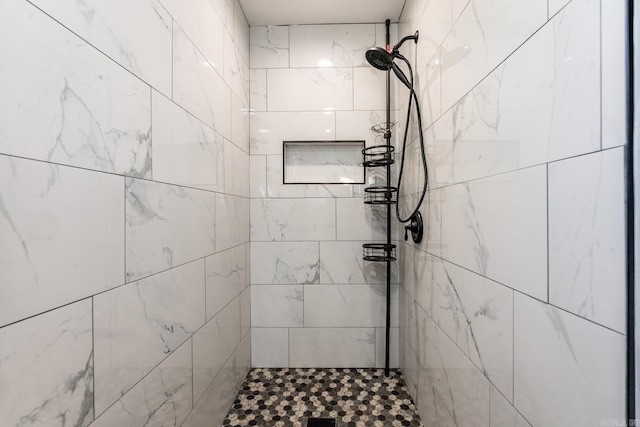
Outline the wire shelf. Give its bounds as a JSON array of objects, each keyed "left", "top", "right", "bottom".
[
  {"left": 364, "top": 186, "right": 397, "bottom": 205},
  {"left": 370, "top": 121, "right": 396, "bottom": 134},
  {"left": 363, "top": 243, "right": 397, "bottom": 262},
  {"left": 362, "top": 145, "right": 395, "bottom": 167}
]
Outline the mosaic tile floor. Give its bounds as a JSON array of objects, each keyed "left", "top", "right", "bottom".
[{"left": 222, "top": 368, "right": 424, "bottom": 427}]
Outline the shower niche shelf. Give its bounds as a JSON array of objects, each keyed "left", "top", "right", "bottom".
[
  {"left": 364, "top": 185, "right": 397, "bottom": 205},
  {"left": 362, "top": 243, "right": 396, "bottom": 262}
]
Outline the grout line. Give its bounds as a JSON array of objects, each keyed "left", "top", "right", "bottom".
[{"left": 546, "top": 163, "right": 550, "bottom": 304}]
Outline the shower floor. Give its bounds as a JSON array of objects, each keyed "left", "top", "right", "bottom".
[{"left": 222, "top": 368, "right": 423, "bottom": 427}]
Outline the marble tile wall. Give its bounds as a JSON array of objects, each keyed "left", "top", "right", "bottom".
[
  {"left": 249, "top": 23, "right": 401, "bottom": 368},
  {"left": 0, "top": 0, "right": 250, "bottom": 426},
  {"left": 397, "top": 0, "right": 628, "bottom": 426}
]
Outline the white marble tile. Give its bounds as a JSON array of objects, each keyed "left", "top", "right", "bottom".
[
  {"left": 289, "top": 328, "right": 376, "bottom": 368},
  {"left": 160, "top": 0, "right": 225, "bottom": 74},
  {"left": 224, "top": 29, "right": 250, "bottom": 107},
  {"left": 224, "top": 138, "right": 250, "bottom": 197},
  {"left": 240, "top": 286, "right": 251, "bottom": 338},
  {"left": 549, "top": 0, "right": 571, "bottom": 17},
  {"left": 290, "top": 24, "right": 375, "bottom": 68},
  {"left": 235, "top": 332, "right": 252, "bottom": 386},
  {"left": 233, "top": 1, "right": 250, "bottom": 64},
  {"left": 250, "top": 111, "right": 335, "bottom": 155},
  {"left": 173, "top": 25, "right": 232, "bottom": 140},
  {"left": 266, "top": 155, "right": 362, "bottom": 198},
  {"left": 251, "top": 328, "right": 289, "bottom": 368},
  {"left": 432, "top": 259, "right": 514, "bottom": 400},
  {"left": 152, "top": 90, "right": 224, "bottom": 192},
  {"left": 211, "top": 0, "right": 234, "bottom": 34},
  {"left": 206, "top": 245, "right": 246, "bottom": 320},
  {"left": 29, "top": 0, "right": 172, "bottom": 95},
  {"left": 304, "top": 284, "right": 397, "bottom": 328},
  {"left": 251, "top": 242, "right": 320, "bottom": 284},
  {"left": 375, "top": 326, "right": 400, "bottom": 369},
  {"left": 602, "top": 0, "right": 628, "bottom": 149},
  {"left": 0, "top": 300, "right": 93, "bottom": 427},
  {"left": 183, "top": 347, "right": 237, "bottom": 427},
  {"left": 215, "top": 194, "right": 250, "bottom": 252},
  {"left": 125, "top": 178, "right": 215, "bottom": 281},
  {"left": 267, "top": 68, "right": 353, "bottom": 112},
  {"left": 94, "top": 260, "right": 205, "bottom": 415},
  {"left": 451, "top": 0, "right": 600, "bottom": 180},
  {"left": 422, "top": 315, "right": 491, "bottom": 427},
  {"left": 440, "top": 0, "right": 547, "bottom": 110},
  {"left": 0, "top": 0, "right": 152, "bottom": 177},
  {"left": 400, "top": 245, "right": 439, "bottom": 316},
  {"left": 441, "top": 166, "right": 547, "bottom": 300},
  {"left": 249, "top": 69, "right": 267, "bottom": 112},
  {"left": 402, "top": 336, "right": 420, "bottom": 399},
  {"left": 490, "top": 384, "right": 529, "bottom": 427},
  {"left": 354, "top": 68, "right": 387, "bottom": 111},
  {"left": 250, "top": 155, "right": 267, "bottom": 198},
  {"left": 251, "top": 285, "right": 304, "bottom": 327},
  {"left": 231, "top": 94, "right": 251, "bottom": 153},
  {"left": 0, "top": 156, "right": 124, "bottom": 327},
  {"left": 336, "top": 198, "right": 389, "bottom": 241},
  {"left": 416, "top": 367, "right": 457, "bottom": 427},
  {"left": 513, "top": 293, "right": 625, "bottom": 426},
  {"left": 250, "top": 26, "right": 290, "bottom": 68},
  {"left": 250, "top": 198, "right": 336, "bottom": 241},
  {"left": 335, "top": 110, "right": 387, "bottom": 148},
  {"left": 193, "top": 297, "right": 240, "bottom": 403},
  {"left": 548, "top": 148, "right": 626, "bottom": 332},
  {"left": 320, "top": 241, "right": 396, "bottom": 284},
  {"left": 91, "top": 340, "right": 192, "bottom": 427}
]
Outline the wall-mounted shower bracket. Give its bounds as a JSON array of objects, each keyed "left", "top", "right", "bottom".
[{"left": 403, "top": 211, "right": 423, "bottom": 244}]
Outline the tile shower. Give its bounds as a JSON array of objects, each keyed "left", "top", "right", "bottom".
[
  {"left": 0, "top": 1, "right": 629, "bottom": 427},
  {"left": 0, "top": 0, "right": 250, "bottom": 425}
]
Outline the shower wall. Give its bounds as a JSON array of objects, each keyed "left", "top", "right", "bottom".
[
  {"left": 249, "top": 23, "right": 401, "bottom": 368},
  {"left": 397, "top": 0, "right": 627, "bottom": 426},
  {"left": 0, "top": 0, "right": 250, "bottom": 426}
]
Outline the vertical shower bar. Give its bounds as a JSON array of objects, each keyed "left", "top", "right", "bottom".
[{"left": 384, "top": 18, "right": 392, "bottom": 377}]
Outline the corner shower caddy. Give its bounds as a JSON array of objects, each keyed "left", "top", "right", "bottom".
[
  {"left": 361, "top": 20, "right": 396, "bottom": 377},
  {"left": 362, "top": 19, "right": 427, "bottom": 377}
]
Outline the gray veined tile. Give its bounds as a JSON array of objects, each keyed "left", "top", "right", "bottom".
[
  {"left": 193, "top": 297, "right": 241, "bottom": 403},
  {"left": 267, "top": 68, "right": 353, "bottom": 112},
  {"left": 251, "top": 242, "right": 320, "bottom": 285},
  {"left": 289, "top": 328, "right": 376, "bottom": 368},
  {"left": 173, "top": 25, "right": 232, "bottom": 140},
  {"left": 250, "top": 26, "right": 290, "bottom": 69},
  {"left": 441, "top": 166, "right": 547, "bottom": 300},
  {"left": 251, "top": 285, "right": 304, "bottom": 327},
  {"left": 152, "top": 91, "right": 225, "bottom": 192},
  {"left": 125, "top": 178, "right": 215, "bottom": 281},
  {"left": 90, "top": 340, "right": 192, "bottom": 427},
  {"left": 549, "top": 138, "right": 626, "bottom": 333},
  {"left": 206, "top": 244, "right": 247, "bottom": 320},
  {"left": 289, "top": 24, "right": 375, "bottom": 68},
  {"left": 250, "top": 198, "right": 336, "bottom": 242},
  {"left": 514, "top": 293, "right": 625, "bottom": 426},
  {"left": 0, "top": 0, "right": 152, "bottom": 177},
  {"left": 0, "top": 300, "right": 94, "bottom": 427},
  {"left": 0, "top": 155, "right": 124, "bottom": 327},
  {"left": 28, "top": 0, "right": 172, "bottom": 95},
  {"left": 252, "top": 328, "right": 289, "bottom": 368},
  {"left": 93, "top": 260, "right": 205, "bottom": 415}
]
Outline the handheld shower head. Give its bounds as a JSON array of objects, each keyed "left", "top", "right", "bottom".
[
  {"left": 365, "top": 31, "right": 419, "bottom": 71},
  {"left": 365, "top": 47, "right": 394, "bottom": 71}
]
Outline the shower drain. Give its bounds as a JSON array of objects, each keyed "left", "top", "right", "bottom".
[{"left": 306, "top": 418, "right": 336, "bottom": 427}]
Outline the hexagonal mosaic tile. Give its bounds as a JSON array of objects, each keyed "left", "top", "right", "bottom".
[{"left": 222, "top": 368, "right": 423, "bottom": 427}]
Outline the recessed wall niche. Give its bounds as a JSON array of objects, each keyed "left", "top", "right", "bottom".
[{"left": 282, "top": 140, "right": 365, "bottom": 185}]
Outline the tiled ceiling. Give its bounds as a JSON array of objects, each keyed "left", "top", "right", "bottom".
[{"left": 238, "top": 0, "right": 406, "bottom": 26}]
